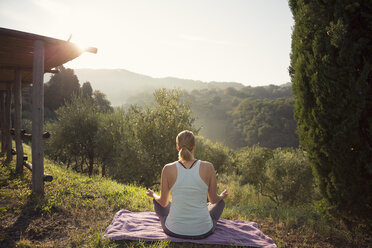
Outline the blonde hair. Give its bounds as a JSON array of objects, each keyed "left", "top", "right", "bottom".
[{"left": 176, "top": 130, "right": 195, "bottom": 161}]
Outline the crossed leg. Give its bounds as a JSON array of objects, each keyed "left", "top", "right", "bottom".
[{"left": 153, "top": 199, "right": 225, "bottom": 239}]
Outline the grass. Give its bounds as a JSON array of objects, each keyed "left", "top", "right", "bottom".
[{"left": 1, "top": 144, "right": 370, "bottom": 247}]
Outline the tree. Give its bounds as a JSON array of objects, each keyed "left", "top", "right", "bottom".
[
  {"left": 194, "top": 136, "right": 233, "bottom": 174},
  {"left": 80, "top": 81, "right": 93, "bottom": 98},
  {"left": 46, "top": 95, "right": 101, "bottom": 176},
  {"left": 232, "top": 98, "right": 298, "bottom": 148},
  {"left": 127, "top": 88, "right": 196, "bottom": 187},
  {"left": 289, "top": 0, "right": 372, "bottom": 224},
  {"left": 95, "top": 109, "right": 140, "bottom": 178},
  {"left": 93, "top": 90, "right": 113, "bottom": 113},
  {"left": 237, "top": 146, "right": 314, "bottom": 206},
  {"left": 44, "top": 66, "right": 80, "bottom": 119}
]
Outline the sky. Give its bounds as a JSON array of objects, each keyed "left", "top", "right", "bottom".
[{"left": 0, "top": 0, "right": 294, "bottom": 86}]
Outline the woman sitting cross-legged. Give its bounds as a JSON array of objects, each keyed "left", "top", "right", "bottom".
[{"left": 146, "top": 130, "right": 228, "bottom": 239}]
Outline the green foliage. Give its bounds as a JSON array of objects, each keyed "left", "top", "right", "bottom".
[
  {"left": 289, "top": 0, "right": 372, "bottom": 223},
  {"left": 116, "top": 88, "right": 196, "bottom": 187},
  {"left": 92, "top": 90, "right": 113, "bottom": 113},
  {"left": 81, "top": 81, "right": 93, "bottom": 98},
  {"left": 237, "top": 146, "right": 314, "bottom": 206},
  {"left": 194, "top": 136, "right": 233, "bottom": 173},
  {"left": 95, "top": 109, "right": 139, "bottom": 179},
  {"left": 47, "top": 88, "right": 196, "bottom": 187},
  {"left": 188, "top": 84, "right": 295, "bottom": 149},
  {"left": 237, "top": 146, "right": 273, "bottom": 187},
  {"left": 232, "top": 98, "right": 298, "bottom": 148},
  {"left": 127, "top": 84, "right": 294, "bottom": 149},
  {"left": 44, "top": 66, "right": 80, "bottom": 118},
  {"left": 265, "top": 148, "right": 314, "bottom": 205},
  {"left": 45, "top": 95, "right": 102, "bottom": 176}
]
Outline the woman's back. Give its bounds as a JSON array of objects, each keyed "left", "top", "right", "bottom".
[
  {"left": 146, "top": 130, "right": 227, "bottom": 239},
  {"left": 165, "top": 160, "right": 213, "bottom": 236}
]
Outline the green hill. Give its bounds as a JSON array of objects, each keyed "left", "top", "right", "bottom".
[
  {"left": 0, "top": 145, "right": 154, "bottom": 248},
  {"left": 0, "top": 144, "right": 367, "bottom": 247},
  {"left": 0, "top": 145, "right": 243, "bottom": 247}
]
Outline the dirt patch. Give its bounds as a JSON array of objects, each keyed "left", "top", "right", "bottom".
[{"left": 257, "top": 219, "right": 371, "bottom": 248}]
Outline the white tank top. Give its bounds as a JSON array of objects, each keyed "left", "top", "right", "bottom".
[{"left": 165, "top": 160, "right": 213, "bottom": 236}]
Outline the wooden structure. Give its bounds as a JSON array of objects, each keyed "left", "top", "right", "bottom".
[{"left": 0, "top": 27, "right": 97, "bottom": 194}]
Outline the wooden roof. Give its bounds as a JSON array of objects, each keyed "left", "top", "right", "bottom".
[{"left": 0, "top": 27, "right": 97, "bottom": 90}]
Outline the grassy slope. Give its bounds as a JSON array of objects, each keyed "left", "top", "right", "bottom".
[{"left": 0, "top": 144, "right": 369, "bottom": 248}]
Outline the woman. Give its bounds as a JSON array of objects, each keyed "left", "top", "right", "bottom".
[{"left": 146, "top": 130, "right": 228, "bottom": 239}]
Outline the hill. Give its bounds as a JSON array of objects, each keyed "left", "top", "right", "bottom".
[
  {"left": 1, "top": 144, "right": 367, "bottom": 247},
  {"left": 74, "top": 69, "right": 244, "bottom": 106},
  {"left": 43, "top": 68, "right": 295, "bottom": 149}
]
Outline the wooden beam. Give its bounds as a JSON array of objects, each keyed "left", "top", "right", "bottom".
[
  {"left": 32, "top": 39, "right": 44, "bottom": 195},
  {"left": 0, "top": 27, "right": 76, "bottom": 46},
  {"left": 10, "top": 128, "right": 50, "bottom": 141},
  {"left": 4, "top": 84, "right": 12, "bottom": 162},
  {"left": 0, "top": 66, "right": 59, "bottom": 73},
  {"left": 23, "top": 162, "right": 53, "bottom": 182},
  {"left": 85, "top": 47, "right": 98, "bottom": 54},
  {"left": 14, "top": 70, "right": 23, "bottom": 177}
]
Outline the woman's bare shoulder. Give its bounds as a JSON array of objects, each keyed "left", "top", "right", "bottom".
[
  {"left": 199, "top": 160, "right": 214, "bottom": 170},
  {"left": 163, "top": 161, "right": 177, "bottom": 171},
  {"left": 163, "top": 162, "right": 178, "bottom": 183}
]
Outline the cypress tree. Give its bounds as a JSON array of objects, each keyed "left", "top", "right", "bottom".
[{"left": 289, "top": 0, "right": 372, "bottom": 224}]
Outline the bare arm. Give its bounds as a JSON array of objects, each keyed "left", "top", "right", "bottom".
[
  {"left": 146, "top": 165, "right": 171, "bottom": 207},
  {"left": 207, "top": 163, "right": 228, "bottom": 204}
]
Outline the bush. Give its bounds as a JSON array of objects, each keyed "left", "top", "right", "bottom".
[
  {"left": 95, "top": 109, "right": 142, "bottom": 179},
  {"left": 122, "top": 88, "right": 196, "bottom": 187},
  {"left": 237, "top": 146, "right": 314, "bottom": 206},
  {"left": 46, "top": 89, "right": 196, "bottom": 187},
  {"left": 266, "top": 148, "right": 314, "bottom": 205},
  {"left": 45, "top": 95, "right": 101, "bottom": 176},
  {"left": 194, "top": 136, "right": 233, "bottom": 173}
]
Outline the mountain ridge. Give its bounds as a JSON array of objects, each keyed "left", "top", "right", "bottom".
[{"left": 73, "top": 68, "right": 246, "bottom": 106}]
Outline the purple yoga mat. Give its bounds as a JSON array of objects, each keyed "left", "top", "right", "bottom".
[{"left": 103, "top": 209, "right": 277, "bottom": 247}]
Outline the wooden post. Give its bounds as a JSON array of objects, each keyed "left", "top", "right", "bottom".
[
  {"left": 14, "top": 70, "right": 24, "bottom": 176},
  {"left": 0, "top": 91, "right": 5, "bottom": 153},
  {"left": 4, "top": 84, "right": 12, "bottom": 162},
  {"left": 32, "top": 40, "right": 44, "bottom": 195}
]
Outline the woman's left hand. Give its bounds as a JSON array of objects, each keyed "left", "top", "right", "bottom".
[
  {"left": 146, "top": 189, "right": 155, "bottom": 198},
  {"left": 220, "top": 189, "right": 229, "bottom": 200}
]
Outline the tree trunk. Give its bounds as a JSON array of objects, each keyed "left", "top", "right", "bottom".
[
  {"left": 102, "top": 162, "right": 106, "bottom": 177},
  {"left": 88, "top": 155, "right": 94, "bottom": 177},
  {"left": 80, "top": 157, "right": 85, "bottom": 173}
]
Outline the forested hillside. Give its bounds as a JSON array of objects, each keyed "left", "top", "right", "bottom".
[
  {"left": 124, "top": 83, "right": 297, "bottom": 148},
  {"left": 28, "top": 67, "right": 298, "bottom": 149}
]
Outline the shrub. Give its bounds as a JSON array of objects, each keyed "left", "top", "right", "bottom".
[
  {"left": 45, "top": 95, "right": 101, "bottom": 176},
  {"left": 265, "top": 148, "right": 314, "bottom": 205},
  {"left": 237, "top": 146, "right": 314, "bottom": 206},
  {"left": 194, "top": 136, "right": 233, "bottom": 173}
]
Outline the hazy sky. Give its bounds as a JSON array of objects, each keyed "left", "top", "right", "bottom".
[{"left": 1, "top": 0, "right": 294, "bottom": 86}]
